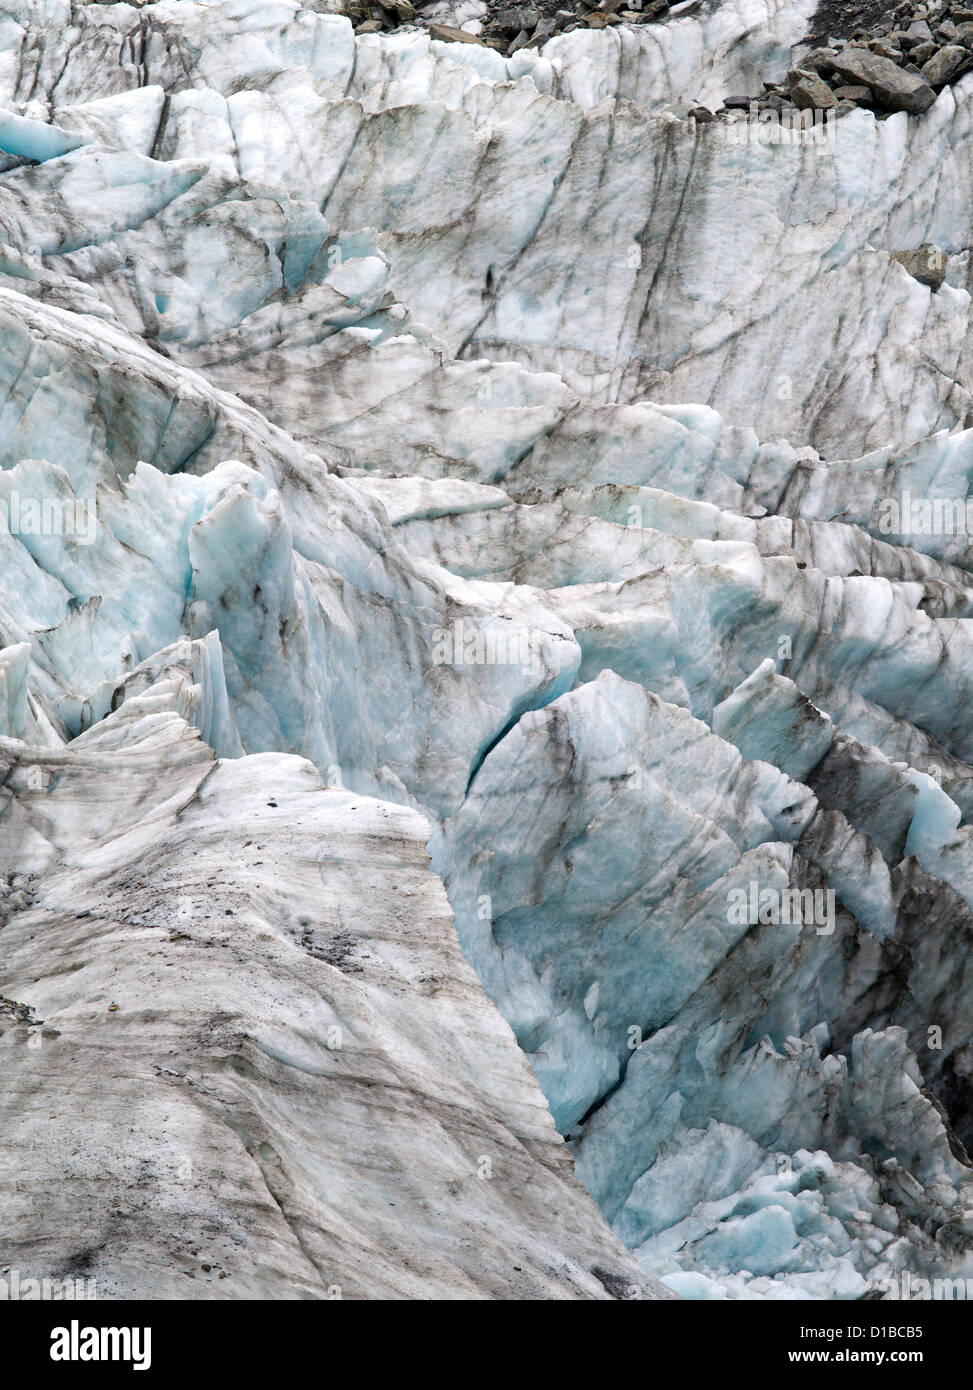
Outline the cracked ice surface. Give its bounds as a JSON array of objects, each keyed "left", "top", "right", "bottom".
[{"left": 0, "top": 0, "right": 971, "bottom": 1299}]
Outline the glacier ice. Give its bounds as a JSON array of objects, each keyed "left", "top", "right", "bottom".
[{"left": 0, "top": 0, "right": 971, "bottom": 1301}]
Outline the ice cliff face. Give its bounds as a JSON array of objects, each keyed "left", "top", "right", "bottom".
[
  {"left": 0, "top": 0, "right": 972, "bottom": 1300},
  {"left": 1, "top": 665, "right": 664, "bottom": 1298}
]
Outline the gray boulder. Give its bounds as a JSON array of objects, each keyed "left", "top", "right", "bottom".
[
  {"left": 493, "top": 7, "right": 540, "bottom": 33},
  {"left": 921, "top": 44, "right": 968, "bottom": 84},
  {"left": 800, "top": 46, "right": 838, "bottom": 70},
  {"left": 788, "top": 66, "right": 839, "bottom": 109},
  {"left": 831, "top": 47, "right": 936, "bottom": 111},
  {"left": 891, "top": 242, "right": 949, "bottom": 290}
]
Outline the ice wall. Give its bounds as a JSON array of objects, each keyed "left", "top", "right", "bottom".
[{"left": 0, "top": 0, "right": 971, "bottom": 1300}]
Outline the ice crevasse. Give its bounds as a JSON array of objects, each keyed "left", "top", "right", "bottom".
[{"left": 0, "top": 0, "right": 971, "bottom": 1300}]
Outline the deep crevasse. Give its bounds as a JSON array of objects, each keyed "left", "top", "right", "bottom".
[{"left": 0, "top": 0, "right": 971, "bottom": 1300}]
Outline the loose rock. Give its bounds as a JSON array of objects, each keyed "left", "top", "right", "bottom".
[
  {"left": 493, "top": 6, "right": 540, "bottom": 32},
  {"left": 921, "top": 43, "right": 968, "bottom": 83},
  {"left": 909, "top": 40, "right": 937, "bottom": 63},
  {"left": 891, "top": 242, "right": 949, "bottom": 290},
  {"left": 802, "top": 46, "right": 839, "bottom": 70},
  {"left": 830, "top": 46, "right": 936, "bottom": 111},
  {"left": 789, "top": 66, "right": 839, "bottom": 108},
  {"left": 869, "top": 38, "right": 903, "bottom": 58},
  {"left": 832, "top": 83, "right": 872, "bottom": 100},
  {"left": 428, "top": 21, "right": 487, "bottom": 43}
]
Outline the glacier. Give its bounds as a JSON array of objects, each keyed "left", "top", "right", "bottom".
[{"left": 0, "top": 0, "right": 971, "bottom": 1301}]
